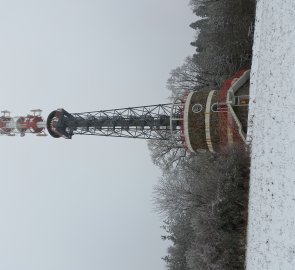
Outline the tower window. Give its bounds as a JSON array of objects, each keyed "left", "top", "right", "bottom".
[
  {"left": 211, "top": 103, "right": 218, "bottom": 112},
  {"left": 192, "top": 104, "right": 203, "bottom": 113}
]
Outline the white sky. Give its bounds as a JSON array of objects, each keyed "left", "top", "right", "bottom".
[{"left": 0, "top": 1, "right": 194, "bottom": 269}]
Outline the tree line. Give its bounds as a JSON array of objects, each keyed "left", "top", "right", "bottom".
[
  {"left": 154, "top": 147, "right": 249, "bottom": 270},
  {"left": 148, "top": 0, "right": 255, "bottom": 269},
  {"left": 166, "top": 0, "right": 255, "bottom": 100}
]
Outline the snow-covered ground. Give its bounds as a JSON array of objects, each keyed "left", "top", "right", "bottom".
[{"left": 246, "top": 0, "right": 295, "bottom": 269}]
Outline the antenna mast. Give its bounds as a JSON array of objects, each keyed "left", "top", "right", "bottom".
[{"left": 0, "top": 109, "right": 46, "bottom": 137}]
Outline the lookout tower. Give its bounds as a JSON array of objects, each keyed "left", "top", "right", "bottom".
[
  {"left": 183, "top": 69, "right": 250, "bottom": 152},
  {"left": 0, "top": 69, "right": 250, "bottom": 153}
]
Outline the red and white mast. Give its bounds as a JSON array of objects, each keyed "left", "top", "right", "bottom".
[{"left": 0, "top": 109, "right": 47, "bottom": 137}]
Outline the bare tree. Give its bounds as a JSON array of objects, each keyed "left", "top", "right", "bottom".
[
  {"left": 154, "top": 147, "right": 250, "bottom": 270},
  {"left": 166, "top": 56, "right": 216, "bottom": 98},
  {"left": 153, "top": 152, "right": 220, "bottom": 219},
  {"left": 147, "top": 137, "right": 186, "bottom": 171}
]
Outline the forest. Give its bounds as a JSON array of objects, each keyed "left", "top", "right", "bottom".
[{"left": 148, "top": 0, "right": 256, "bottom": 269}]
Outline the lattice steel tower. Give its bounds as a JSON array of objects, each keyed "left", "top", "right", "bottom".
[
  {"left": 0, "top": 69, "right": 250, "bottom": 152},
  {"left": 0, "top": 100, "right": 186, "bottom": 142}
]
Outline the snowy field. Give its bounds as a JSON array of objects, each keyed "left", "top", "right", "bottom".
[{"left": 246, "top": 0, "right": 295, "bottom": 269}]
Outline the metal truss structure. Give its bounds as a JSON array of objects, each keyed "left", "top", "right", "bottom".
[{"left": 47, "top": 102, "right": 185, "bottom": 141}]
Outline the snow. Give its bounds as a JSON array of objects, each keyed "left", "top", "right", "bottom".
[{"left": 246, "top": 0, "right": 295, "bottom": 269}]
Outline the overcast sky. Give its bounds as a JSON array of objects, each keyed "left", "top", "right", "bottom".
[{"left": 0, "top": 1, "right": 194, "bottom": 269}]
